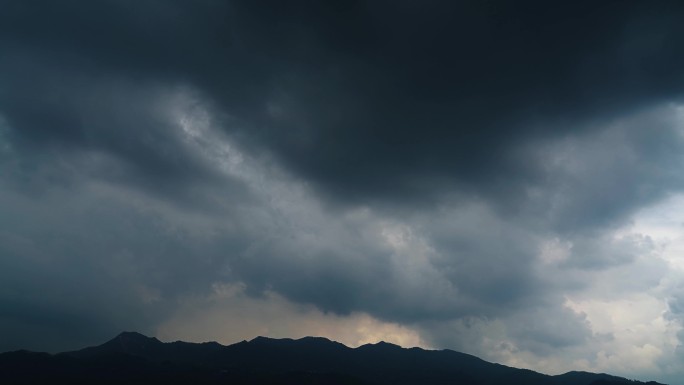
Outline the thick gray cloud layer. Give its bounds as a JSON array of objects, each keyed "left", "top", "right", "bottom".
[{"left": 2, "top": 1, "right": 684, "bottom": 383}]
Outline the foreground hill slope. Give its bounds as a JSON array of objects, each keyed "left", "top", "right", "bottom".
[{"left": 0, "top": 332, "right": 667, "bottom": 385}]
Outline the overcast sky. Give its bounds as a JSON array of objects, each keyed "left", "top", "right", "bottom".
[{"left": 2, "top": 1, "right": 684, "bottom": 383}]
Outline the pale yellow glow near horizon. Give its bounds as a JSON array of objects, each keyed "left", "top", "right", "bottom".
[{"left": 156, "top": 282, "right": 430, "bottom": 350}]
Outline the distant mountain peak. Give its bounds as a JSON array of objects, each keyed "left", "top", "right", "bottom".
[
  {"left": 358, "top": 340, "right": 402, "bottom": 350},
  {"left": 110, "top": 331, "right": 161, "bottom": 346},
  {"left": 248, "top": 335, "right": 340, "bottom": 345},
  {"left": 249, "top": 336, "right": 292, "bottom": 343},
  {"left": 298, "top": 336, "right": 334, "bottom": 343},
  {"left": 114, "top": 331, "right": 157, "bottom": 340},
  {"left": 65, "top": 331, "right": 163, "bottom": 359}
]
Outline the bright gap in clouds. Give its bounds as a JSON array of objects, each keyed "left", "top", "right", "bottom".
[
  {"left": 548, "top": 195, "right": 684, "bottom": 380},
  {"left": 558, "top": 191, "right": 684, "bottom": 380}
]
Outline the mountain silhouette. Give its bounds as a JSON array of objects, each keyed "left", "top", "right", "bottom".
[{"left": 0, "top": 332, "right": 667, "bottom": 385}]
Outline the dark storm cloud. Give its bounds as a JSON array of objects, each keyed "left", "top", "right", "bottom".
[
  {"left": 225, "top": 0, "right": 684, "bottom": 209},
  {"left": 3, "top": 0, "right": 684, "bottom": 209}
]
